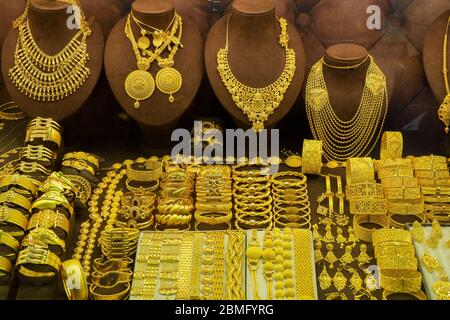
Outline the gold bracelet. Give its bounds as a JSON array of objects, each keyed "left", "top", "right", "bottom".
[
  {"left": 15, "top": 244, "right": 61, "bottom": 283},
  {"left": 374, "top": 242, "right": 415, "bottom": 259},
  {"left": 0, "top": 190, "right": 32, "bottom": 212},
  {"left": 372, "top": 228, "right": 412, "bottom": 246},
  {"left": 415, "top": 170, "right": 449, "bottom": 179},
  {"left": 387, "top": 199, "right": 425, "bottom": 215},
  {"left": 346, "top": 183, "right": 383, "bottom": 199},
  {"left": 293, "top": 229, "right": 317, "bottom": 299},
  {"left": 190, "top": 232, "right": 203, "bottom": 299},
  {"left": 14, "top": 161, "right": 52, "bottom": 176},
  {"left": 349, "top": 198, "right": 388, "bottom": 215},
  {"left": 22, "top": 228, "right": 66, "bottom": 257},
  {"left": 61, "top": 259, "right": 89, "bottom": 300},
  {"left": 0, "top": 256, "right": 12, "bottom": 283},
  {"left": 381, "top": 176, "right": 418, "bottom": 188},
  {"left": 321, "top": 175, "right": 334, "bottom": 214},
  {"left": 417, "top": 177, "right": 450, "bottom": 187},
  {"left": 28, "top": 209, "right": 70, "bottom": 240},
  {"left": 225, "top": 231, "right": 245, "bottom": 300},
  {"left": 346, "top": 157, "right": 375, "bottom": 185},
  {"left": 25, "top": 123, "right": 62, "bottom": 150},
  {"left": 382, "top": 290, "right": 427, "bottom": 300},
  {"left": 380, "top": 270, "right": 422, "bottom": 293},
  {"left": 0, "top": 205, "right": 29, "bottom": 239},
  {"left": 378, "top": 167, "right": 414, "bottom": 179},
  {"left": 20, "top": 145, "right": 57, "bottom": 168},
  {"left": 27, "top": 117, "right": 62, "bottom": 132},
  {"left": 330, "top": 175, "right": 345, "bottom": 215},
  {"left": 0, "top": 174, "right": 38, "bottom": 198},
  {"left": 212, "top": 232, "right": 225, "bottom": 300},
  {"left": 175, "top": 232, "right": 193, "bottom": 299},
  {"left": 421, "top": 186, "right": 450, "bottom": 196},
  {"left": 126, "top": 161, "right": 162, "bottom": 182},
  {"left": 380, "top": 131, "right": 403, "bottom": 160},
  {"left": 302, "top": 139, "right": 323, "bottom": 175},
  {"left": 63, "top": 152, "right": 100, "bottom": 170},
  {"left": 89, "top": 283, "right": 131, "bottom": 300},
  {"left": 383, "top": 186, "right": 421, "bottom": 200},
  {"left": 412, "top": 155, "right": 447, "bottom": 171},
  {"left": 32, "top": 190, "right": 73, "bottom": 218},
  {"left": 0, "top": 229, "right": 20, "bottom": 260},
  {"left": 62, "top": 159, "right": 96, "bottom": 177},
  {"left": 126, "top": 178, "right": 159, "bottom": 194},
  {"left": 0, "top": 101, "right": 26, "bottom": 120},
  {"left": 388, "top": 212, "right": 425, "bottom": 229},
  {"left": 194, "top": 210, "right": 232, "bottom": 225},
  {"left": 377, "top": 255, "right": 418, "bottom": 271},
  {"left": 353, "top": 214, "right": 390, "bottom": 242}
]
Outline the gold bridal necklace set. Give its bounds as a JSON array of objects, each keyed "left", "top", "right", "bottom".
[
  {"left": 124, "top": 10, "right": 183, "bottom": 109},
  {"left": 8, "top": 0, "right": 92, "bottom": 102}
]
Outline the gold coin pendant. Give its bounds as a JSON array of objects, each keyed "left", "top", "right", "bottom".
[
  {"left": 156, "top": 67, "right": 182, "bottom": 103},
  {"left": 125, "top": 70, "right": 155, "bottom": 109},
  {"left": 138, "top": 36, "right": 150, "bottom": 51}
]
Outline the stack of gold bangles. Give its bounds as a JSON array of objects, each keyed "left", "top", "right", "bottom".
[
  {"left": 347, "top": 158, "right": 389, "bottom": 242},
  {"left": 62, "top": 152, "right": 101, "bottom": 182},
  {"left": 372, "top": 228, "right": 426, "bottom": 300},
  {"left": 125, "top": 159, "right": 162, "bottom": 195},
  {"left": 376, "top": 158, "right": 425, "bottom": 228},
  {"left": 232, "top": 162, "right": 273, "bottom": 229},
  {"left": 15, "top": 172, "right": 75, "bottom": 283},
  {"left": 195, "top": 166, "right": 232, "bottom": 229},
  {"left": 271, "top": 172, "right": 311, "bottom": 229},
  {"left": 25, "top": 117, "right": 62, "bottom": 151},
  {"left": 156, "top": 167, "right": 195, "bottom": 229}
]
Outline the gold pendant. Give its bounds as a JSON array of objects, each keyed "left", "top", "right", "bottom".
[
  {"left": 153, "top": 31, "right": 166, "bottom": 48},
  {"left": 438, "top": 94, "right": 450, "bottom": 134},
  {"left": 125, "top": 70, "right": 155, "bottom": 109},
  {"left": 137, "top": 58, "right": 150, "bottom": 71},
  {"left": 156, "top": 67, "right": 182, "bottom": 103},
  {"left": 138, "top": 36, "right": 150, "bottom": 51},
  {"left": 433, "top": 276, "right": 450, "bottom": 300},
  {"left": 422, "top": 252, "right": 441, "bottom": 273}
]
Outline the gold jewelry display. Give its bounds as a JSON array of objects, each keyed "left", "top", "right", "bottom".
[
  {"left": 306, "top": 55, "right": 388, "bottom": 162},
  {"left": 124, "top": 11, "right": 183, "bottom": 108},
  {"left": 380, "top": 131, "right": 403, "bottom": 160},
  {"left": 217, "top": 15, "right": 296, "bottom": 131},
  {"left": 438, "top": 15, "right": 450, "bottom": 133},
  {"left": 302, "top": 139, "right": 323, "bottom": 175},
  {"left": 9, "top": 0, "right": 92, "bottom": 102}
]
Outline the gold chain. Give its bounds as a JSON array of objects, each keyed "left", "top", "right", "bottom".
[
  {"left": 212, "top": 232, "right": 225, "bottom": 300},
  {"left": 217, "top": 15, "right": 296, "bottom": 131},
  {"left": 176, "top": 232, "right": 193, "bottom": 300},
  {"left": 9, "top": 0, "right": 91, "bottom": 102},
  {"left": 306, "top": 55, "right": 388, "bottom": 162},
  {"left": 438, "top": 15, "right": 450, "bottom": 133},
  {"left": 293, "top": 229, "right": 316, "bottom": 299},
  {"left": 225, "top": 231, "right": 245, "bottom": 300}
]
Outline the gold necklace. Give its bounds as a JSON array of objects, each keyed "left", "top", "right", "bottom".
[
  {"left": 8, "top": 0, "right": 91, "bottom": 102},
  {"left": 217, "top": 15, "right": 296, "bottom": 131},
  {"left": 306, "top": 55, "right": 388, "bottom": 162},
  {"left": 438, "top": 15, "right": 450, "bottom": 134},
  {"left": 124, "top": 12, "right": 183, "bottom": 108}
]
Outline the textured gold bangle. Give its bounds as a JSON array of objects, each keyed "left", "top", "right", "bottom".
[
  {"left": 176, "top": 232, "right": 193, "bottom": 300},
  {"left": 387, "top": 199, "right": 425, "bottom": 215},
  {"left": 349, "top": 198, "right": 388, "bottom": 215},
  {"left": 293, "top": 229, "right": 317, "bottom": 300},
  {"left": 380, "top": 270, "right": 422, "bottom": 293},
  {"left": 89, "top": 283, "right": 131, "bottom": 300},
  {"left": 15, "top": 244, "right": 61, "bottom": 283},
  {"left": 383, "top": 186, "right": 421, "bottom": 200},
  {"left": 382, "top": 290, "right": 427, "bottom": 300},
  {"left": 302, "top": 139, "right": 323, "bottom": 175},
  {"left": 380, "top": 131, "right": 403, "bottom": 160},
  {"left": 0, "top": 205, "right": 28, "bottom": 239},
  {"left": 388, "top": 212, "right": 425, "bottom": 229},
  {"left": 378, "top": 167, "right": 414, "bottom": 179},
  {"left": 377, "top": 255, "right": 418, "bottom": 271},
  {"left": 417, "top": 177, "right": 450, "bottom": 187},
  {"left": 194, "top": 211, "right": 232, "bottom": 225},
  {"left": 0, "top": 256, "right": 12, "bottom": 282},
  {"left": 62, "top": 159, "right": 96, "bottom": 177},
  {"left": 212, "top": 232, "right": 225, "bottom": 300},
  {"left": 0, "top": 229, "right": 20, "bottom": 260},
  {"left": 421, "top": 186, "right": 450, "bottom": 196},
  {"left": 381, "top": 176, "right": 418, "bottom": 188},
  {"left": 346, "top": 182, "right": 383, "bottom": 199},
  {"left": 346, "top": 157, "right": 375, "bottom": 185},
  {"left": 353, "top": 214, "right": 390, "bottom": 242},
  {"left": 412, "top": 155, "right": 447, "bottom": 171},
  {"left": 25, "top": 118, "right": 62, "bottom": 150},
  {"left": 0, "top": 190, "right": 32, "bottom": 212},
  {"left": 61, "top": 259, "right": 89, "bottom": 300},
  {"left": 0, "top": 101, "right": 26, "bottom": 120},
  {"left": 372, "top": 228, "right": 412, "bottom": 246},
  {"left": 28, "top": 209, "right": 70, "bottom": 240},
  {"left": 415, "top": 170, "right": 449, "bottom": 179},
  {"left": 63, "top": 152, "right": 100, "bottom": 170},
  {"left": 374, "top": 242, "right": 415, "bottom": 259},
  {"left": 0, "top": 174, "right": 38, "bottom": 198}
]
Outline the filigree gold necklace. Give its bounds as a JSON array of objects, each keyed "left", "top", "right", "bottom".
[
  {"left": 438, "top": 15, "right": 450, "bottom": 133},
  {"left": 305, "top": 55, "right": 388, "bottom": 162},
  {"left": 8, "top": 0, "right": 91, "bottom": 102},
  {"left": 217, "top": 15, "right": 296, "bottom": 131},
  {"left": 124, "top": 11, "right": 183, "bottom": 109}
]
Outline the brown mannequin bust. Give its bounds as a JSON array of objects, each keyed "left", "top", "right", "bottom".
[
  {"left": 104, "top": 0, "right": 203, "bottom": 127},
  {"left": 423, "top": 10, "right": 450, "bottom": 104},
  {"left": 205, "top": 0, "right": 306, "bottom": 129},
  {"left": 1, "top": 0, "right": 104, "bottom": 121},
  {"left": 319, "top": 43, "right": 394, "bottom": 122}
]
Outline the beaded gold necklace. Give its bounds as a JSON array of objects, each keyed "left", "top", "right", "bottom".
[
  {"left": 217, "top": 15, "right": 296, "bottom": 131},
  {"left": 438, "top": 16, "right": 450, "bottom": 134},
  {"left": 8, "top": 0, "right": 92, "bottom": 102},
  {"left": 305, "top": 55, "right": 388, "bottom": 162}
]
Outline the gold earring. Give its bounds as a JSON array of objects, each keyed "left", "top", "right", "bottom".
[
  {"left": 336, "top": 227, "right": 347, "bottom": 249},
  {"left": 339, "top": 245, "right": 355, "bottom": 266},
  {"left": 324, "top": 243, "right": 338, "bottom": 269},
  {"left": 411, "top": 221, "right": 424, "bottom": 243},
  {"left": 324, "top": 224, "right": 335, "bottom": 243},
  {"left": 314, "top": 242, "right": 324, "bottom": 263},
  {"left": 318, "top": 265, "right": 332, "bottom": 290},
  {"left": 332, "top": 270, "right": 348, "bottom": 291},
  {"left": 356, "top": 244, "right": 372, "bottom": 266}
]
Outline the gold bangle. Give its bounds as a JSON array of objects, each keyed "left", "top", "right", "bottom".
[
  {"left": 0, "top": 229, "right": 20, "bottom": 260},
  {"left": 194, "top": 210, "right": 232, "bottom": 225},
  {"left": 380, "top": 131, "right": 403, "bottom": 160},
  {"left": 381, "top": 176, "right": 418, "bottom": 188},
  {"left": 63, "top": 152, "right": 100, "bottom": 170},
  {"left": 349, "top": 198, "right": 388, "bottom": 215},
  {"left": 415, "top": 170, "right": 449, "bottom": 179},
  {"left": 417, "top": 177, "right": 450, "bottom": 187},
  {"left": 14, "top": 161, "right": 52, "bottom": 176},
  {"left": 91, "top": 269, "right": 133, "bottom": 288},
  {"left": 377, "top": 255, "right": 418, "bottom": 271},
  {"left": 382, "top": 290, "right": 427, "bottom": 300},
  {"left": 93, "top": 257, "right": 134, "bottom": 274},
  {"left": 89, "top": 282, "right": 131, "bottom": 300},
  {"left": 412, "top": 155, "right": 447, "bottom": 171},
  {"left": 22, "top": 228, "right": 66, "bottom": 257},
  {"left": 125, "top": 178, "right": 159, "bottom": 194},
  {"left": 353, "top": 214, "right": 390, "bottom": 242},
  {"left": 28, "top": 209, "right": 70, "bottom": 240},
  {"left": 293, "top": 229, "right": 317, "bottom": 299},
  {"left": 0, "top": 190, "right": 32, "bottom": 212},
  {"left": 126, "top": 161, "right": 162, "bottom": 182},
  {"left": 32, "top": 190, "right": 74, "bottom": 218},
  {"left": 15, "top": 244, "right": 61, "bottom": 283},
  {"left": 19, "top": 145, "right": 57, "bottom": 167},
  {"left": 65, "top": 174, "right": 92, "bottom": 205},
  {"left": 0, "top": 256, "right": 12, "bottom": 283},
  {"left": 380, "top": 270, "right": 422, "bottom": 293},
  {"left": 62, "top": 159, "right": 96, "bottom": 177},
  {"left": 302, "top": 139, "right": 323, "bottom": 175},
  {"left": 378, "top": 167, "right": 414, "bottom": 179},
  {"left": 27, "top": 117, "right": 62, "bottom": 132},
  {"left": 388, "top": 212, "right": 425, "bottom": 229},
  {"left": 374, "top": 242, "right": 415, "bottom": 259},
  {"left": 0, "top": 205, "right": 29, "bottom": 239},
  {"left": 421, "top": 186, "right": 450, "bottom": 196},
  {"left": 0, "top": 174, "right": 38, "bottom": 198},
  {"left": 25, "top": 123, "right": 62, "bottom": 150},
  {"left": 61, "top": 259, "right": 89, "bottom": 300},
  {"left": 0, "top": 101, "right": 26, "bottom": 120},
  {"left": 330, "top": 174, "right": 345, "bottom": 214},
  {"left": 195, "top": 201, "right": 233, "bottom": 211},
  {"left": 383, "top": 186, "right": 421, "bottom": 200},
  {"left": 372, "top": 228, "right": 412, "bottom": 247},
  {"left": 387, "top": 199, "right": 425, "bottom": 215},
  {"left": 346, "top": 183, "right": 383, "bottom": 199},
  {"left": 346, "top": 157, "right": 375, "bottom": 185}
]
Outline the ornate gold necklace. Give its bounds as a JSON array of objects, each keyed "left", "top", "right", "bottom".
[
  {"left": 217, "top": 15, "right": 296, "bottom": 131},
  {"left": 124, "top": 12, "right": 183, "bottom": 109},
  {"left": 438, "top": 15, "right": 450, "bottom": 134},
  {"left": 8, "top": 0, "right": 91, "bottom": 102},
  {"left": 305, "top": 55, "right": 388, "bottom": 162}
]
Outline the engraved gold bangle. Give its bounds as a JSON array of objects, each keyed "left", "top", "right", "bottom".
[
  {"left": 27, "top": 117, "right": 62, "bottom": 132},
  {"left": 25, "top": 124, "right": 62, "bottom": 150},
  {"left": 381, "top": 176, "right": 418, "bottom": 188},
  {"left": 61, "top": 259, "right": 89, "bottom": 300},
  {"left": 20, "top": 145, "right": 57, "bottom": 168},
  {"left": 0, "top": 229, "right": 20, "bottom": 260},
  {"left": 382, "top": 290, "right": 427, "bottom": 300},
  {"left": 388, "top": 212, "right": 426, "bottom": 229},
  {"left": 31, "top": 191, "right": 73, "bottom": 218},
  {"left": 380, "top": 131, "right": 403, "bottom": 160},
  {"left": 383, "top": 186, "right": 422, "bottom": 200},
  {"left": 302, "top": 139, "right": 323, "bottom": 175},
  {"left": 0, "top": 174, "right": 38, "bottom": 198},
  {"left": 0, "top": 205, "right": 28, "bottom": 239},
  {"left": 374, "top": 242, "right": 415, "bottom": 259},
  {"left": 346, "top": 183, "right": 383, "bottom": 199},
  {"left": 378, "top": 167, "right": 414, "bottom": 179},
  {"left": 417, "top": 177, "right": 450, "bottom": 187},
  {"left": 22, "top": 228, "right": 66, "bottom": 257},
  {"left": 421, "top": 186, "right": 450, "bottom": 196},
  {"left": 387, "top": 199, "right": 425, "bottom": 215},
  {"left": 412, "top": 155, "right": 447, "bottom": 171},
  {"left": 380, "top": 269, "right": 422, "bottom": 293},
  {"left": 28, "top": 209, "right": 70, "bottom": 240},
  {"left": 372, "top": 228, "right": 412, "bottom": 247},
  {"left": 194, "top": 210, "right": 232, "bottom": 225},
  {"left": 0, "top": 101, "right": 26, "bottom": 120},
  {"left": 377, "top": 255, "right": 418, "bottom": 271},
  {"left": 349, "top": 198, "right": 388, "bottom": 215},
  {"left": 62, "top": 159, "right": 96, "bottom": 177},
  {"left": 346, "top": 157, "right": 375, "bottom": 185},
  {"left": 15, "top": 244, "right": 61, "bottom": 283},
  {"left": 89, "top": 282, "right": 131, "bottom": 300},
  {"left": 126, "top": 161, "right": 162, "bottom": 182},
  {"left": 63, "top": 152, "right": 100, "bottom": 170},
  {"left": 352, "top": 214, "right": 390, "bottom": 242},
  {"left": 0, "top": 190, "right": 32, "bottom": 212},
  {"left": 0, "top": 256, "right": 12, "bottom": 283}
]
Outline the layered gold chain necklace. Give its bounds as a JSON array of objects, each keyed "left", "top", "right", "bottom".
[
  {"left": 217, "top": 15, "right": 296, "bottom": 131},
  {"left": 124, "top": 11, "right": 183, "bottom": 109},
  {"left": 8, "top": 0, "right": 92, "bottom": 102},
  {"left": 306, "top": 55, "right": 388, "bottom": 162},
  {"left": 438, "top": 15, "right": 450, "bottom": 134}
]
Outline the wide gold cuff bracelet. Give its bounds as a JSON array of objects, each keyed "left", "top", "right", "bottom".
[
  {"left": 380, "top": 131, "right": 403, "bottom": 160},
  {"left": 0, "top": 190, "right": 32, "bottom": 213},
  {"left": 302, "top": 139, "right": 323, "bottom": 175},
  {"left": 380, "top": 269, "right": 422, "bottom": 293},
  {"left": 0, "top": 229, "right": 20, "bottom": 260},
  {"left": 377, "top": 256, "right": 418, "bottom": 271},
  {"left": 349, "top": 198, "right": 388, "bottom": 215},
  {"left": 28, "top": 209, "right": 70, "bottom": 240},
  {"left": 346, "top": 157, "right": 375, "bottom": 185},
  {"left": 61, "top": 259, "right": 89, "bottom": 300},
  {"left": 412, "top": 155, "right": 447, "bottom": 171},
  {"left": 382, "top": 290, "right": 427, "bottom": 300},
  {"left": 380, "top": 176, "right": 418, "bottom": 188},
  {"left": 352, "top": 214, "right": 390, "bottom": 242},
  {"left": 387, "top": 199, "right": 425, "bottom": 215},
  {"left": 0, "top": 205, "right": 28, "bottom": 239},
  {"left": 346, "top": 183, "right": 383, "bottom": 199},
  {"left": 372, "top": 228, "right": 412, "bottom": 246},
  {"left": 383, "top": 186, "right": 421, "bottom": 200},
  {"left": 15, "top": 244, "right": 61, "bottom": 283},
  {"left": 374, "top": 242, "right": 415, "bottom": 259},
  {"left": 0, "top": 174, "right": 38, "bottom": 198}
]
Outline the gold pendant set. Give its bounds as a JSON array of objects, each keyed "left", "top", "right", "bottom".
[{"left": 124, "top": 11, "right": 183, "bottom": 109}]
